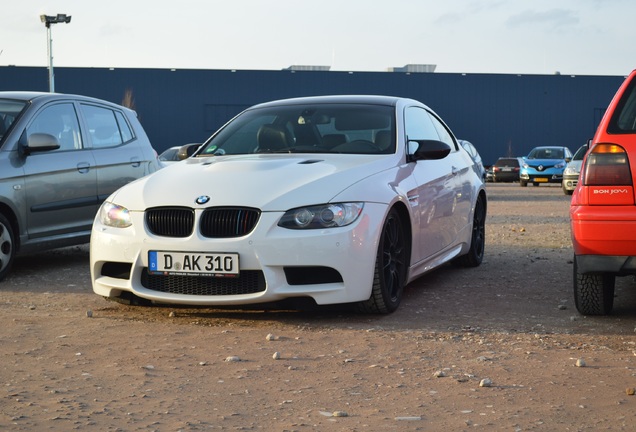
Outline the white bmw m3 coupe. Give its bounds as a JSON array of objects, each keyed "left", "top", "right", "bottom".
[{"left": 90, "top": 95, "right": 486, "bottom": 313}]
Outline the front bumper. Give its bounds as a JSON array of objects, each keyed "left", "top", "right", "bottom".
[
  {"left": 90, "top": 203, "right": 387, "bottom": 306},
  {"left": 520, "top": 170, "right": 563, "bottom": 184},
  {"left": 562, "top": 174, "right": 579, "bottom": 191}
]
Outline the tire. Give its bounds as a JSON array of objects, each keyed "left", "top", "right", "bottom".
[
  {"left": 356, "top": 208, "right": 408, "bottom": 314},
  {"left": 532, "top": 182, "right": 539, "bottom": 186},
  {"left": 573, "top": 256, "right": 615, "bottom": 315},
  {"left": 0, "top": 214, "right": 16, "bottom": 282},
  {"left": 456, "top": 194, "right": 486, "bottom": 267},
  {"left": 520, "top": 180, "right": 528, "bottom": 187}
]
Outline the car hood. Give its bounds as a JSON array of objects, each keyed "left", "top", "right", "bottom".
[
  {"left": 109, "top": 154, "right": 393, "bottom": 211},
  {"left": 524, "top": 158, "right": 566, "bottom": 167}
]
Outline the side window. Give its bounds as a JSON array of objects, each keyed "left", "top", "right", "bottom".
[
  {"left": 81, "top": 104, "right": 128, "bottom": 148},
  {"left": 428, "top": 113, "right": 458, "bottom": 150},
  {"left": 114, "top": 111, "right": 134, "bottom": 142},
  {"left": 404, "top": 106, "right": 439, "bottom": 141},
  {"left": 26, "top": 103, "right": 82, "bottom": 151}
]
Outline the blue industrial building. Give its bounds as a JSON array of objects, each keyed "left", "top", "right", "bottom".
[{"left": 0, "top": 65, "right": 626, "bottom": 165}]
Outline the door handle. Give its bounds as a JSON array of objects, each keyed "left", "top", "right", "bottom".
[{"left": 77, "top": 162, "right": 91, "bottom": 174}]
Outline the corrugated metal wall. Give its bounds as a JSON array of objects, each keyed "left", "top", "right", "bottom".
[{"left": 0, "top": 66, "right": 626, "bottom": 165}]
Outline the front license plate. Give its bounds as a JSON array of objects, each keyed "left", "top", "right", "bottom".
[
  {"left": 535, "top": 178, "right": 548, "bottom": 182},
  {"left": 148, "top": 251, "right": 239, "bottom": 276}
]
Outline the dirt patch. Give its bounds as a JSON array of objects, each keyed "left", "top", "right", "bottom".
[{"left": 2, "top": 183, "right": 636, "bottom": 430}]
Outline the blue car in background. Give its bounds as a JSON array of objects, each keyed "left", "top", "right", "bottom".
[{"left": 519, "top": 146, "right": 573, "bottom": 187}]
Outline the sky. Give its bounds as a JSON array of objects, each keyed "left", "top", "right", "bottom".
[{"left": 1, "top": 0, "right": 635, "bottom": 76}]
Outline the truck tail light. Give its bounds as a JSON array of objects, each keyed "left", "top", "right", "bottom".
[{"left": 583, "top": 143, "right": 632, "bottom": 186}]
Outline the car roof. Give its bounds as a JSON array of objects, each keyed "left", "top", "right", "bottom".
[
  {"left": 0, "top": 91, "right": 132, "bottom": 112},
  {"left": 249, "top": 95, "right": 410, "bottom": 109}
]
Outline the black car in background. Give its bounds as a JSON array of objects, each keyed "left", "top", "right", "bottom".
[{"left": 492, "top": 157, "right": 521, "bottom": 182}]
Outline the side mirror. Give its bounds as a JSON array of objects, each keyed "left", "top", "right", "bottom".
[
  {"left": 177, "top": 143, "right": 201, "bottom": 160},
  {"left": 408, "top": 139, "right": 451, "bottom": 161},
  {"left": 20, "top": 132, "right": 61, "bottom": 156}
]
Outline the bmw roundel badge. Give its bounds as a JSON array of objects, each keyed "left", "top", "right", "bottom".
[{"left": 195, "top": 195, "right": 210, "bottom": 205}]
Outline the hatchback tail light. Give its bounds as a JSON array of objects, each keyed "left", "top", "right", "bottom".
[{"left": 583, "top": 143, "right": 632, "bottom": 186}]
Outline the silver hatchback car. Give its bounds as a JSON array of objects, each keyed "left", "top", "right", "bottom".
[{"left": 0, "top": 92, "right": 160, "bottom": 280}]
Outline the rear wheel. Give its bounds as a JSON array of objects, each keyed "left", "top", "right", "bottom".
[
  {"left": 0, "top": 214, "right": 16, "bottom": 282},
  {"left": 356, "top": 208, "right": 407, "bottom": 314},
  {"left": 456, "top": 194, "right": 485, "bottom": 267},
  {"left": 573, "top": 256, "right": 615, "bottom": 315}
]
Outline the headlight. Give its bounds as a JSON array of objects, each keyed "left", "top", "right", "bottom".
[
  {"left": 278, "top": 203, "right": 364, "bottom": 229},
  {"left": 98, "top": 202, "right": 132, "bottom": 228},
  {"left": 563, "top": 166, "right": 576, "bottom": 175},
  {"left": 522, "top": 163, "right": 529, "bottom": 169},
  {"left": 555, "top": 162, "right": 566, "bottom": 169}
]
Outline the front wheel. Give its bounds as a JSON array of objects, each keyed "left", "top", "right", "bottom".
[
  {"left": 520, "top": 180, "right": 528, "bottom": 187},
  {"left": 456, "top": 194, "right": 486, "bottom": 267},
  {"left": 573, "top": 256, "right": 615, "bottom": 315},
  {"left": 356, "top": 208, "right": 408, "bottom": 314},
  {"left": 0, "top": 214, "right": 16, "bottom": 282}
]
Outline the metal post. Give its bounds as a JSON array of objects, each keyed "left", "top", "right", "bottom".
[
  {"left": 40, "top": 14, "right": 71, "bottom": 93},
  {"left": 46, "top": 24, "right": 54, "bottom": 92}
]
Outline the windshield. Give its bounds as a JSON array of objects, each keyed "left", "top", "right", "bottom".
[
  {"left": 572, "top": 145, "right": 588, "bottom": 161},
  {"left": 0, "top": 99, "right": 28, "bottom": 143},
  {"left": 527, "top": 147, "right": 564, "bottom": 159},
  {"left": 197, "top": 103, "right": 396, "bottom": 156}
]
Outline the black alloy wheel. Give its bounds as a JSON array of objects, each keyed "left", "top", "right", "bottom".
[{"left": 357, "top": 208, "right": 408, "bottom": 314}]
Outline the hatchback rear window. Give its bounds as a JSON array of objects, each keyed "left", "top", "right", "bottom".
[{"left": 608, "top": 78, "right": 636, "bottom": 134}]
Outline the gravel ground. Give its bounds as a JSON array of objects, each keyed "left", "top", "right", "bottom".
[{"left": 2, "top": 182, "right": 636, "bottom": 431}]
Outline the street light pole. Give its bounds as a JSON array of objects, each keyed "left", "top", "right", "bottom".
[{"left": 40, "top": 14, "right": 72, "bottom": 93}]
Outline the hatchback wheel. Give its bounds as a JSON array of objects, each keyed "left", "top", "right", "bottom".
[
  {"left": 357, "top": 208, "right": 407, "bottom": 314},
  {"left": 573, "top": 256, "right": 615, "bottom": 315},
  {"left": 520, "top": 180, "right": 528, "bottom": 187},
  {"left": 0, "top": 214, "right": 16, "bottom": 281}
]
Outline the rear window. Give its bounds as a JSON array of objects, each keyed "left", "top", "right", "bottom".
[
  {"left": 494, "top": 158, "right": 518, "bottom": 167},
  {"left": 608, "top": 77, "right": 636, "bottom": 134}
]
